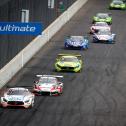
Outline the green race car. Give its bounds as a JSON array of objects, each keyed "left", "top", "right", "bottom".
[
  {"left": 55, "top": 54, "right": 82, "bottom": 72},
  {"left": 109, "top": 0, "right": 126, "bottom": 10},
  {"left": 93, "top": 13, "right": 112, "bottom": 25}
]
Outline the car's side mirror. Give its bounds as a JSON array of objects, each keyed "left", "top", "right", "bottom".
[
  {"left": 58, "top": 82, "right": 63, "bottom": 87},
  {"left": 112, "top": 33, "right": 116, "bottom": 36},
  {"left": 34, "top": 80, "right": 38, "bottom": 83}
]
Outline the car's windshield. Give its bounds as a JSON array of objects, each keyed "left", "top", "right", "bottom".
[
  {"left": 39, "top": 77, "right": 57, "bottom": 84},
  {"left": 97, "top": 13, "right": 108, "bottom": 18},
  {"left": 71, "top": 36, "right": 84, "bottom": 41},
  {"left": 7, "top": 89, "right": 28, "bottom": 95},
  {"left": 113, "top": 1, "right": 123, "bottom": 4},
  {"left": 61, "top": 57, "right": 79, "bottom": 62}
]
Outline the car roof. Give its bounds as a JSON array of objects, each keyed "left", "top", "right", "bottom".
[
  {"left": 8, "top": 87, "right": 28, "bottom": 91},
  {"left": 39, "top": 76, "right": 56, "bottom": 79},
  {"left": 70, "top": 36, "right": 84, "bottom": 39},
  {"left": 62, "top": 55, "right": 77, "bottom": 58},
  {"left": 96, "top": 13, "right": 109, "bottom": 16}
]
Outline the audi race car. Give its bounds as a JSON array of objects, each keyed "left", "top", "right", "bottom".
[
  {"left": 90, "top": 22, "right": 111, "bottom": 34},
  {"left": 92, "top": 13, "right": 112, "bottom": 25},
  {"left": 64, "top": 36, "right": 89, "bottom": 50},
  {"left": 1, "top": 87, "right": 35, "bottom": 108},
  {"left": 109, "top": 0, "right": 126, "bottom": 10},
  {"left": 33, "top": 75, "right": 63, "bottom": 96},
  {"left": 55, "top": 54, "right": 82, "bottom": 72},
  {"left": 93, "top": 29, "right": 116, "bottom": 43}
]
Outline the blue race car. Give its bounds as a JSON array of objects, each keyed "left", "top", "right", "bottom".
[{"left": 65, "top": 36, "right": 89, "bottom": 50}]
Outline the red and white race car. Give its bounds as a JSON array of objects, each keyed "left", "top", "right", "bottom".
[
  {"left": 90, "top": 22, "right": 111, "bottom": 34},
  {"left": 33, "top": 75, "right": 63, "bottom": 96}
]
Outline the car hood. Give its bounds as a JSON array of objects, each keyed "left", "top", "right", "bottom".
[
  {"left": 57, "top": 61, "right": 80, "bottom": 67},
  {"left": 67, "top": 39, "right": 88, "bottom": 46},
  {"left": 38, "top": 83, "right": 55, "bottom": 88},
  {"left": 92, "top": 26, "right": 110, "bottom": 30},
  {"left": 5, "top": 95, "right": 26, "bottom": 101},
  {"left": 96, "top": 35, "right": 112, "bottom": 40}
]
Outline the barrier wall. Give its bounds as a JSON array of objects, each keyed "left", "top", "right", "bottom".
[{"left": 0, "top": 0, "right": 88, "bottom": 88}]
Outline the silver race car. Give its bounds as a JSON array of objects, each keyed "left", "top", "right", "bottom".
[
  {"left": 33, "top": 75, "right": 63, "bottom": 96},
  {"left": 1, "top": 87, "right": 35, "bottom": 108},
  {"left": 93, "top": 29, "right": 116, "bottom": 43}
]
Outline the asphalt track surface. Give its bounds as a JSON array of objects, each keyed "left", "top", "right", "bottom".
[{"left": 1, "top": 0, "right": 126, "bottom": 126}]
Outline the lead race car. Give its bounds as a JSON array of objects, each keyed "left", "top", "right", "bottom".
[
  {"left": 64, "top": 36, "right": 89, "bottom": 50},
  {"left": 33, "top": 75, "right": 63, "bottom": 96},
  {"left": 1, "top": 87, "right": 35, "bottom": 108},
  {"left": 55, "top": 54, "right": 82, "bottom": 72},
  {"left": 109, "top": 0, "right": 126, "bottom": 10},
  {"left": 93, "top": 29, "right": 116, "bottom": 43},
  {"left": 90, "top": 22, "right": 111, "bottom": 34}
]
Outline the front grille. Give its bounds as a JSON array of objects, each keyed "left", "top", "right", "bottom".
[
  {"left": 61, "top": 67, "right": 74, "bottom": 70},
  {"left": 8, "top": 101, "right": 24, "bottom": 105},
  {"left": 41, "top": 92, "right": 50, "bottom": 96}
]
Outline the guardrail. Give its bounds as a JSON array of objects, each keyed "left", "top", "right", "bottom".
[{"left": 0, "top": 0, "right": 88, "bottom": 88}]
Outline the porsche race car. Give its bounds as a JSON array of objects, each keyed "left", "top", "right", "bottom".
[
  {"left": 90, "top": 22, "right": 111, "bottom": 34},
  {"left": 64, "top": 36, "right": 89, "bottom": 49},
  {"left": 93, "top": 13, "right": 112, "bottom": 25},
  {"left": 55, "top": 54, "right": 82, "bottom": 72},
  {"left": 1, "top": 87, "right": 35, "bottom": 108},
  {"left": 109, "top": 0, "right": 126, "bottom": 9},
  {"left": 33, "top": 75, "right": 63, "bottom": 96},
  {"left": 93, "top": 29, "right": 116, "bottom": 43}
]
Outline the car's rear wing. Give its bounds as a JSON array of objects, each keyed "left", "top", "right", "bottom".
[
  {"left": 58, "top": 54, "right": 81, "bottom": 57},
  {"left": 36, "top": 75, "right": 63, "bottom": 78}
]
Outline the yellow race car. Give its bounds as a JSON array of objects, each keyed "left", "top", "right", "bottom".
[{"left": 55, "top": 54, "right": 82, "bottom": 72}]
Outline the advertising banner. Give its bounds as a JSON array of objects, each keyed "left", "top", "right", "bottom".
[{"left": 0, "top": 22, "right": 42, "bottom": 35}]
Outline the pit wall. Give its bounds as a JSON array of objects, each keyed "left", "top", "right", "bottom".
[{"left": 0, "top": 0, "right": 88, "bottom": 88}]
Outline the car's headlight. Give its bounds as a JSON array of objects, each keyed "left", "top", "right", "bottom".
[
  {"left": 25, "top": 99, "right": 30, "bottom": 103},
  {"left": 57, "top": 64, "right": 61, "bottom": 68},
  {"left": 110, "top": 3, "right": 114, "bottom": 7},
  {"left": 3, "top": 98, "right": 8, "bottom": 102},
  {"left": 94, "top": 17, "right": 98, "bottom": 20},
  {"left": 121, "top": 4, "right": 125, "bottom": 7},
  {"left": 75, "top": 64, "right": 80, "bottom": 68}
]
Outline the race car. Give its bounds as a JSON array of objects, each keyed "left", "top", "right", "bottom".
[
  {"left": 90, "top": 22, "right": 111, "bottom": 34},
  {"left": 55, "top": 54, "right": 82, "bottom": 72},
  {"left": 64, "top": 36, "right": 89, "bottom": 49},
  {"left": 1, "top": 87, "right": 35, "bottom": 108},
  {"left": 92, "top": 13, "right": 112, "bottom": 25},
  {"left": 93, "top": 29, "right": 116, "bottom": 43},
  {"left": 109, "top": 0, "right": 126, "bottom": 9},
  {"left": 33, "top": 75, "right": 63, "bottom": 96}
]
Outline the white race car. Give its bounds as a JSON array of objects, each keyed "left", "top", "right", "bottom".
[
  {"left": 33, "top": 75, "right": 63, "bottom": 96},
  {"left": 1, "top": 87, "right": 35, "bottom": 108},
  {"left": 90, "top": 22, "right": 111, "bottom": 34},
  {"left": 93, "top": 29, "right": 116, "bottom": 43}
]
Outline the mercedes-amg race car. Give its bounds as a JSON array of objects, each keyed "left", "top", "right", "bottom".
[
  {"left": 55, "top": 54, "right": 82, "bottom": 72},
  {"left": 92, "top": 13, "right": 112, "bottom": 24},
  {"left": 90, "top": 22, "right": 111, "bottom": 34},
  {"left": 64, "top": 36, "right": 89, "bottom": 49},
  {"left": 93, "top": 29, "right": 116, "bottom": 43},
  {"left": 1, "top": 87, "right": 35, "bottom": 108},
  {"left": 109, "top": 0, "right": 126, "bottom": 10},
  {"left": 33, "top": 75, "right": 63, "bottom": 96}
]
